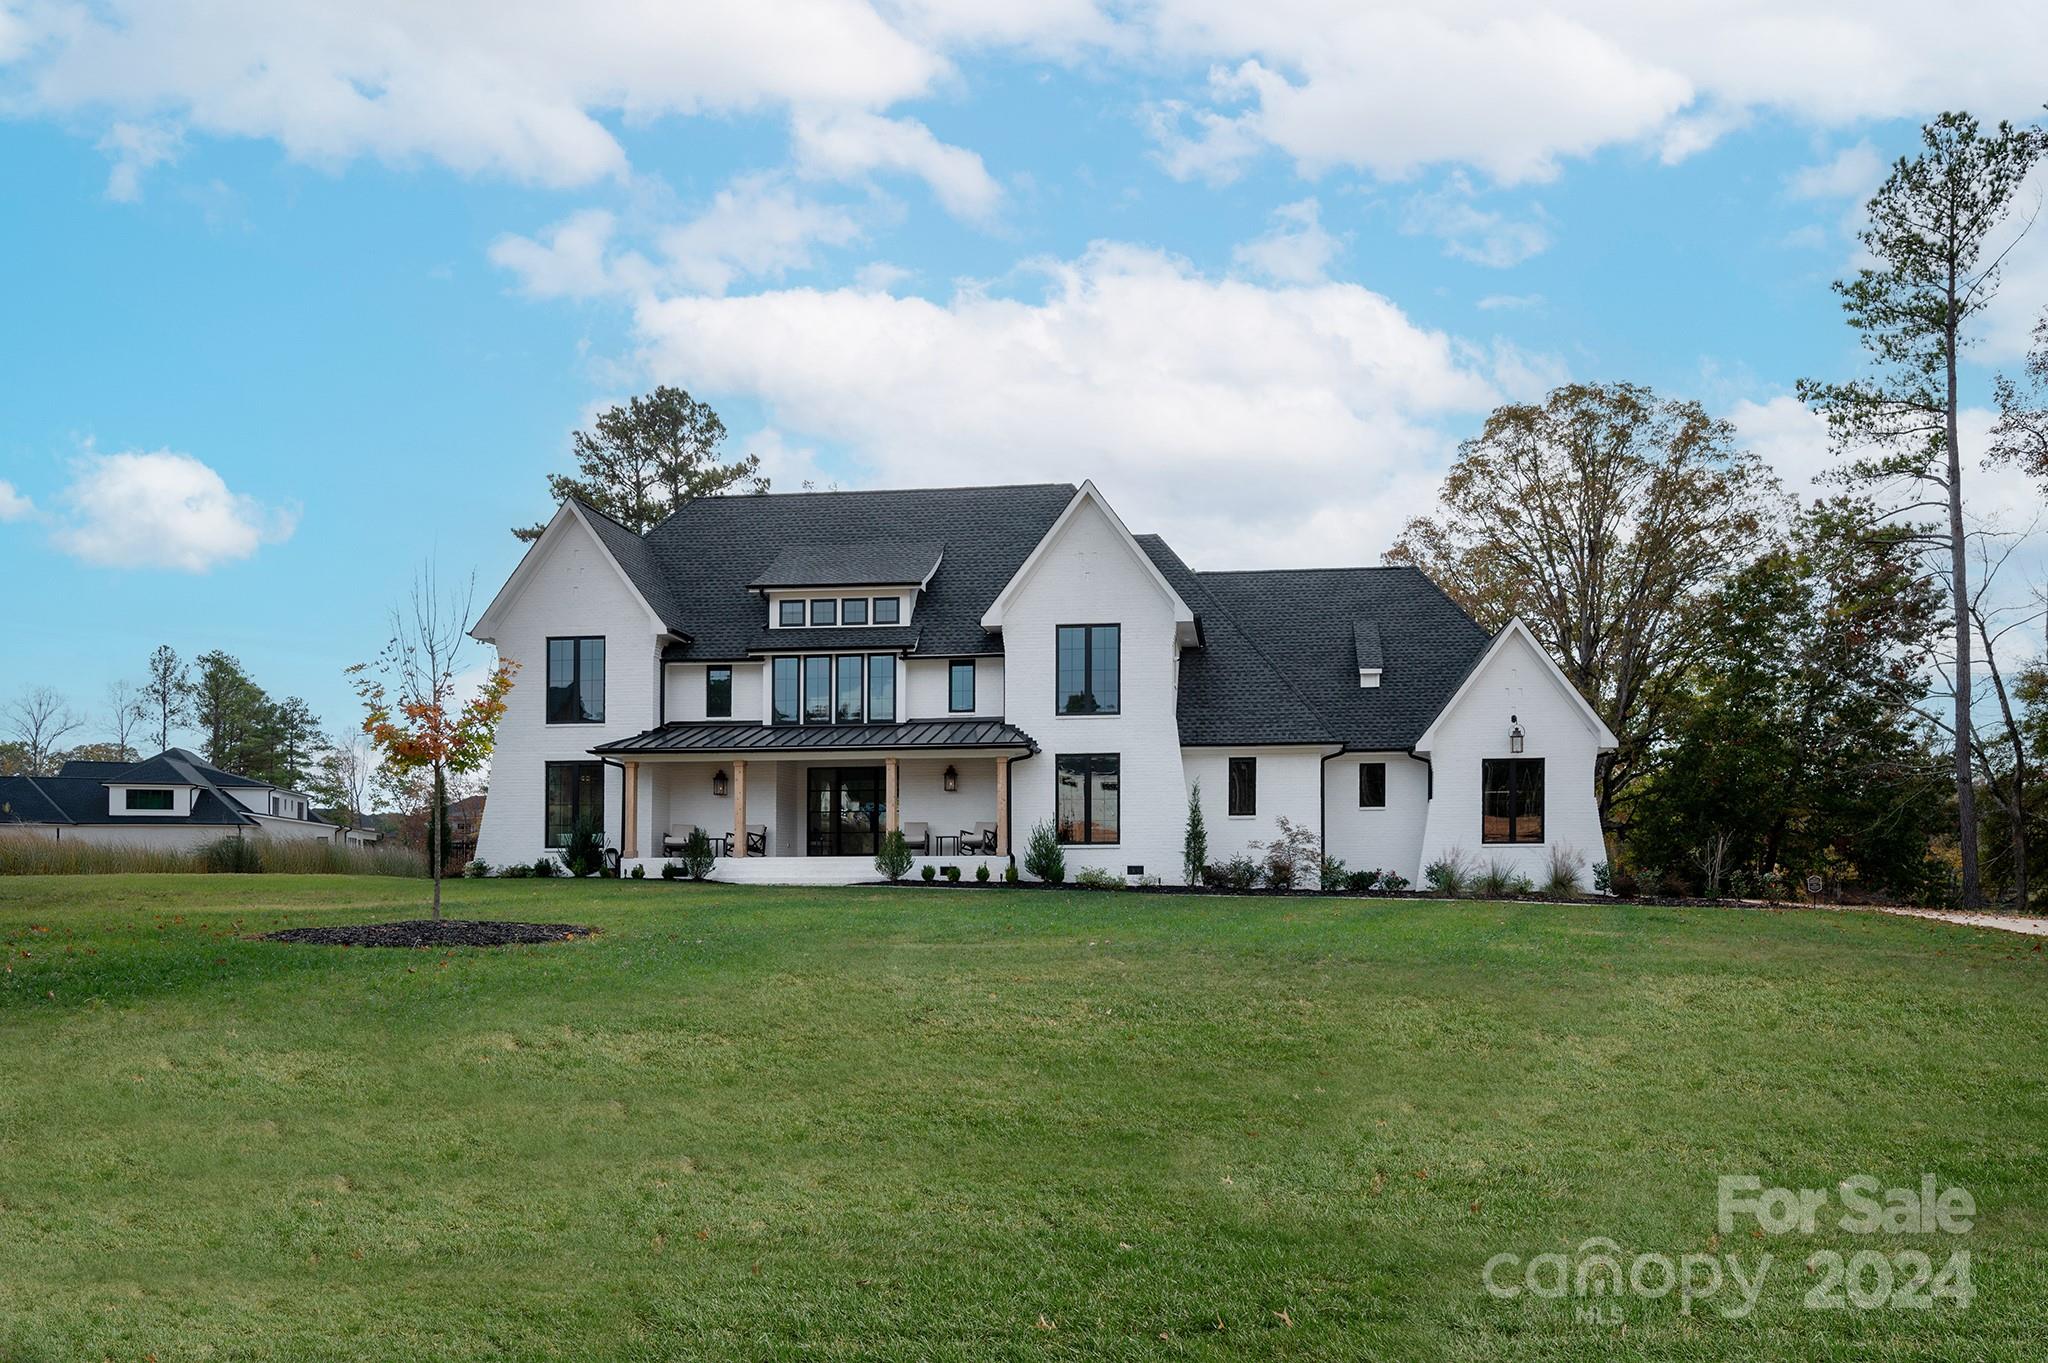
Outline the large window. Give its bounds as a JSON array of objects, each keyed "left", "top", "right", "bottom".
[
  {"left": 949, "top": 659, "right": 975, "bottom": 712},
  {"left": 125, "top": 789, "right": 173, "bottom": 811},
  {"left": 810, "top": 599, "right": 837, "bottom": 627},
  {"left": 836, "top": 656, "right": 866, "bottom": 724},
  {"left": 1055, "top": 625, "right": 1120, "bottom": 714},
  {"left": 546, "top": 636, "right": 605, "bottom": 724},
  {"left": 706, "top": 666, "right": 732, "bottom": 719},
  {"left": 873, "top": 596, "right": 901, "bottom": 624},
  {"left": 1359, "top": 761, "right": 1387, "bottom": 808},
  {"left": 544, "top": 761, "right": 604, "bottom": 848},
  {"left": 1056, "top": 753, "right": 1120, "bottom": 844},
  {"left": 772, "top": 657, "right": 800, "bottom": 725},
  {"left": 867, "top": 655, "right": 896, "bottom": 723},
  {"left": 779, "top": 599, "right": 805, "bottom": 627},
  {"left": 841, "top": 597, "right": 868, "bottom": 625},
  {"left": 803, "top": 656, "right": 833, "bottom": 725},
  {"left": 1482, "top": 758, "right": 1545, "bottom": 844},
  {"left": 1228, "top": 757, "right": 1256, "bottom": 816}
]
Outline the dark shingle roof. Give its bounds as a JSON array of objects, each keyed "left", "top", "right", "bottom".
[
  {"left": 1353, "top": 620, "right": 1383, "bottom": 672},
  {"left": 54, "top": 759, "right": 132, "bottom": 779},
  {"left": 1195, "top": 566, "right": 1490, "bottom": 751},
  {"left": 749, "top": 541, "right": 944, "bottom": 589},
  {"left": 747, "top": 626, "right": 923, "bottom": 654},
  {"left": 0, "top": 775, "right": 254, "bottom": 826},
  {"left": 119, "top": 753, "right": 201, "bottom": 786},
  {"left": 594, "top": 719, "right": 1037, "bottom": 755},
  {"left": 571, "top": 498, "right": 695, "bottom": 633},
  {"left": 637, "top": 484, "right": 1077, "bottom": 659}
]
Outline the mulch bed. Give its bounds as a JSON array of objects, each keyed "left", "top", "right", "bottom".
[{"left": 262, "top": 920, "right": 599, "bottom": 949}]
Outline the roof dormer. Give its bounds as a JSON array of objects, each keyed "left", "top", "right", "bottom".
[{"left": 1354, "top": 619, "right": 1383, "bottom": 688}]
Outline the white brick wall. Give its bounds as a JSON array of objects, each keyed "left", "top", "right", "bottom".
[
  {"left": 1323, "top": 752, "right": 1431, "bottom": 883},
  {"left": 664, "top": 661, "right": 765, "bottom": 723},
  {"left": 1181, "top": 747, "right": 1327, "bottom": 871},
  {"left": 905, "top": 656, "right": 1004, "bottom": 719}
]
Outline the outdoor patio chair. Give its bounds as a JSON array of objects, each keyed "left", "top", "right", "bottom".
[
  {"left": 899, "top": 822, "right": 930, "bottom": 854},
  {"left": 661, "top": 823, "right": 698, "bottom": 854},
  {"left": 745, "top": 824, "right": 768, "bottom": 856},
  {"left": 964, "top": 822, "right": 998, "bottom": 855}
]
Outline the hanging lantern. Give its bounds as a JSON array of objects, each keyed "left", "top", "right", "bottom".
[
  {"left": 713, "top": 768, "right": 729, "bottom": 797},
  {"left": 1509, "top": 716, "right": 1525, "bottom": 754},
  {"left": 943, "top": 764, "right": 958, "bottom": 792}
]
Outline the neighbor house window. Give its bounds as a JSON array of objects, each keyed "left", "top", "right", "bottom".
[
  {"left": 841, "top": 597, "right": 868, "bottom": 626},
  {"left": 810, "top": 599, "right": 836, "bottom": 626},
  {"left": 772, "top": 657, "right": 800, "bottom": 726},
  {"left": 706, "top": 666, "right": 732, "bottom": 719},
  {"left": 1482, "top": 758, "right": 1545, "bottom": 844},
  {"left": 949, "top": 659, "right": 975, "bottom": 712},
  {"left": 803, "top": 656, "right": 832, "bottom": 724},
  {"left": 867, "top": 655, "right": 896, "bottom": 723},
  {"left": 779, "top": 600, "right": 805, "bottom": 627},
  {"left": 544, "top": 761, "right": 603, "bottom": 848},
  {"left": 546, "top": 636, "right": 605, "bottom": 723},
  {"left": 836, "top": 656, "right": 865, "bottom": 723},
  {"left": 1056, "top": 753, "right": 1120, "bottom": 844},
  {"left": 1228, "top": 757, "right": 1256, "bottom": 816},
  {"left": 1359, "top": 762, "right": 1387, "bottom": 808},
  {"left": 125, "top": 789, "right": 173, "bottom": 811},
  {"left": 1055, "top": 625, "right": 1120, "bottom": 714},
  {"left": 873, "top": 596, "right": 901, "bottom": 624}
]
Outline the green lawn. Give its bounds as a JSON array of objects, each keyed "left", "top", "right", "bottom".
[{"left": 0, "top": 876, "right": 2043, "bottom": 1361}]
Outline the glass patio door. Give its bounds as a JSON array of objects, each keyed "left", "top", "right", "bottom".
[{"left": 805, "top": 766, "right": 885, "bottom": 856}]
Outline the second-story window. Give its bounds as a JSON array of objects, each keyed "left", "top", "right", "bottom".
[
  {"left": 873, "top": 596, "right": 901, "bottom": 624},
  {"left": 810, "top": 599, "right": 836, "bottom": 627},
  {"left": 1228, "top": 757, "right": 1256, "bottom": 816},
  {"left": 949, "top": 659, "right": 975, "bottom": 712},
  {"left": 842, "top": 597, "right": 867, "bottom": 625},
  {"left": 546, "top": 636, "right": 605, "bottom": 724},
  {"left": 779, "top": 599, "right": 804, "bottom": 627},
  {"left": 772, "top": 657, "right": 800, "bottom": 725},
  {"left": 803, "top": 656, "right": 832, "bottom": 724},
  {"left": 836, "top": 656, "right": 865, "bottom": 723},
  {"left": 867, "top": 655, "right": 896, "bottom": 723},
  {"left": 1055, "top": 625, "right": 1119, "bottom": 714},
  {"left": 706, "top": 666, "right": 732, "bottom": 719}
]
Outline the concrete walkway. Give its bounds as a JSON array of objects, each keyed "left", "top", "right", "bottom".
[{"left": 1865, "top": 906, "right": 2048, "bottom": 937}]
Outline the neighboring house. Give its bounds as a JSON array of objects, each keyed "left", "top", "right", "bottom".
[
  {"left": 0, "top": 748, "right": 339, "bottom": 849},
  {"left": 470, "top": 482, "right": 1616, "bottom": 885},
  {"left": 448, "top": 794, "right": 485, "bottom": 860}
]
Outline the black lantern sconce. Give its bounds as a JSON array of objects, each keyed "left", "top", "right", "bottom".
[
  {"left": 713, "top": 768, "right": 729, "bottom": 797},
  {"left": 1509, "top": 716, "right": 1525, "bottom": 754},
  {"left": 943, "top": 764, "right": 958, "bottom": 792}
]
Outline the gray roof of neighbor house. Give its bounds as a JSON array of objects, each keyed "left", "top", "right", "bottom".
[
  {"left": 748, "top": 541, "right": 944, "bottom": 589},
  {"left": 4, "top": 747, "right": 327, "bottom": 828},
  {"left": 593, "top": 719, "right": 1037, "bottom": 756}
]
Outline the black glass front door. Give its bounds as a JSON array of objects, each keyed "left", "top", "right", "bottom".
[{"left": 806, "top": 767, "right": 884, "bottom": 856}]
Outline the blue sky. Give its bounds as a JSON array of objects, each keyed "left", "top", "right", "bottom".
[{"left": 2, "top": 2, "right": 2045, "bottom": 752}]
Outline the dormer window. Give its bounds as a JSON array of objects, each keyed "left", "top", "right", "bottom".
[
  {"left": 810, "top": 599, "right": 837, "bottom": 627},
  {"left": 779, "top": 600, "right": 805, "bottom": 627},
  {"left": 126, "top": 789, "right": 173, "bottom": 811},
  {"left": 842, "top": 597, "right": 867, "bottom": 625},
  {"left": 873, "top": 596, "right": 901, "bottom": 624}
]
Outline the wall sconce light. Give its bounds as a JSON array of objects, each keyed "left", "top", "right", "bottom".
[
  {"left": 713, "top": 768, "right": 729, "bottom": 797},
  {"left": 1509, "top": 716, "right": 1525, "bottom": 754},
  {"left": 943, "top": 764, "right": 958, "bottom": 792}
]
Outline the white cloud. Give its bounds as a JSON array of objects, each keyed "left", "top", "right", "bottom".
[
  {"left": 52, "top": 450, "right": 297, "bottom": 572},
  {"left": 631, "top": 241, "right": 1502, "bottom": 564},
  {"left": 1401, "top": 175, "right": 1550, "bottom": 268},
  {"left": 791, "top": 109, "right": 1001, "bottom": 222},
  {"left": 1787, "top": 140, "right": 1885, "bottom": 200},
  {"left": 0, "top": 480, "right": 33, "bottom": 521},
  {"left": 1231, "top": 198, "right": 1340, "bottom": 284},
  {"left": 95, "top": 120, "right": 182, "bottom": 201},
  {"left": 1476, "top": 293, "right": 1543, "bottom": 311}
]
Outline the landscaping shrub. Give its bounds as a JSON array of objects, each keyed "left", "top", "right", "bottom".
[
  {"left": 942, "top": 864, "right": 961, "bottom": 883},
  {"left": 463, "top": 859, "right": 492, "bottom": 878},
  {"left": 921, "top": 863, "right": 937, "bottom": 883},
  {"left": 1182, "top": 780, "right": 1208, "bottom": 887},
  {"left": 501, "top": 862, "right": 534, "bottom": 879},
  {"left": 629, "top": 863, "right": 646, "bottom": 879},
  {"left": 0, "top": 833, "right": 422, "bottom": 878},
  {"left": 1076, "top": 866, "right": 1122, "bottom": 890},
  {"left": 660, "top": 861, "right": 682, "bottom": 880},
  {"left": 562, "top": 818, "right": 604, "bottom": 878},
  {"left": 975, "top": 863, "right": 990, "bottom": 882},
  {"left": 1424, "top": 850, "right": 1471, "bottom": 896},
  {"left": 874, "top": 829, "right": 914, "bottom": 882},
  {"left": 1203, "top": 856, "right": 1260, "bottom": 893},
  {"left": 1344, "top": 868, "right": 1381, "bottom": 894},
  {"left": 1474, "top": 859, "right": 1534, "bottom": 898},
  {"left": 679, "top": 828, "right": 716, "bottom": 881},
  {"left": 1250, "top": 815, "right": 1321, "bottom": 889},
  {"left": 201, "top": 836, "right": 265, "bottom": 874},
  {"left": 1319, "top": 855, "right": 1347, "bottom": 890},
  {"left": 1003, "top": 864, "right": 1019, "bottom": 883},
  {"left": 530, "top": 856, "right": 560, "bottom": 878},
  {"left": 1023, "top": 820, "right": 1065, "bottom": 884},
  {"left": 1544, "top": 845, "right": 1586, "bottom": 897},
  {"left": 1593, "top": 860, "right": 1613, "bottom": 894},
  {"left": 1380, "top": 872, "right": 1411, "bottom": 891}
]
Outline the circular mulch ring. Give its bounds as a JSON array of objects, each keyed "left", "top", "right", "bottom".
[{"left": 262, "top": 920, "right": 599, "bottom": 949}]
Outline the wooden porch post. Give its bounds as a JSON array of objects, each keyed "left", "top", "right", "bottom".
[
  {"left": 994, "top": 756, "right": 1010, "bottom": 856},
  {"left": 622, "top": 761, "right": 639, "bottom": 859},
  {"left": 731, "top": 759, "right": 748, "bottom": 858},
  {"left": 884, "top": 757, "right": 900, "bottom": 834}
]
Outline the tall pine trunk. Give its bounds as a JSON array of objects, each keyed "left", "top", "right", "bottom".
[{"left": 1947, "top": 292, "right": 1981, "bottom": 908}]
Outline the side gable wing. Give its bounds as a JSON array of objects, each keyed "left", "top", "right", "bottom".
[{"left": 1411, "top": 617, "right": 1618, "bottom": 754}]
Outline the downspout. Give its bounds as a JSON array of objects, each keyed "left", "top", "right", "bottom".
[{"left": 1319, "top": 745, "right": 1343, "bottom": 876}]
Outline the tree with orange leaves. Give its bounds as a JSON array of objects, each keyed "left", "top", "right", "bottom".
[{"left": 349, "top": 565, "right": 517, "bottom": 919}]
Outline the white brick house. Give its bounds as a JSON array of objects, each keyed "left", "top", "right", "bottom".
[{"left": 469, "top": 482, "right": 1616, "bottom": 885}]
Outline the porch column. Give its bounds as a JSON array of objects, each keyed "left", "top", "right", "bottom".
[
  {"left": 994, "top": 756, "right": 1010, "bottom": 856},
  {"left": 622, "top": 761, "right": 639, "bottom": 859},
  {"left": 884, "top": 757, "right": 900, "bottom": 833},
  {"left": 731, "top": 759, "right": 748, "bottom": 857}
]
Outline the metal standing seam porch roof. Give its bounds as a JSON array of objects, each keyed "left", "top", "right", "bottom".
[{"left": 592, "top": 719, "right": 1037, "bottom": 757}]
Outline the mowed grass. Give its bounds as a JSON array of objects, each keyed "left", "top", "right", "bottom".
[{"left": 0, "top": 877, "right": 2043, "bottom": 1361}]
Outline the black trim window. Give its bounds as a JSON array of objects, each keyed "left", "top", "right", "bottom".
[
  {"left": 1359, "top": 761, "right": 1387, "bottom": 808},
  {"left": 1056, "top": 753, "right": 1120, "bottom": 844},
  {"left": 1055, "top": 625, "right": 1120, "bottom": 714},
  {"left": 1482, "top": 758, "right": 1545, "bottom": 844},
  {"left": 836, "top": 656, "right": 865, "bottom": 724},
  {"left": 949, "top": 659, "right": 975, "bottom": 713},
  {"left": 126, "top": 789, "right": 173, "bottom": 811},
  {"left": 779, "top": 599, "right": 805, "bottom": 627},
  {"left": 867, "top": 655, "right": 896, "bottom": 722},
  {"left": 873, "top": 596, "right": 901, "bottom": 624},
  {"left": 810, "top": 599, "right": 836, "bottom": 626},
  {"left": 803, "top": 656, "right": 832, "bottom": 724},
  {"left": 772, "top": 657, "right": 800, "bottom": 726},
  {"left": 706, "top": 666, "right": 732, "bottom": 719},
  {"left": 546, "top": 636, "right": 605, "bottom": 724},
  {"left": 1228, "top": 757, "right": 1256, "bottom": 817},
  {"left": 544, "top": 761, "right": 604, "bottom": 849},
  {"left": 842, "top": 597, "right": 868, "bottom": 625}
]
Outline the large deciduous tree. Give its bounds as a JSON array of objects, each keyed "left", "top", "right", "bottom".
[
  {"left": 4, "top": 687, "right": 86, "bottom": 775},
  {"left": 1386, "top": 381, "right": 1779, "bottom": 835},
  {"left": 512, "top": 385, "right": 768, "bottom": 540},
  {"left": 1797, "top": 111, "right": 2047, "bottom": 908}
]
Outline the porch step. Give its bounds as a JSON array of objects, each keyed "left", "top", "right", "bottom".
[{"left": 617, "top": 854, "right": 1007, "bottom": 887}]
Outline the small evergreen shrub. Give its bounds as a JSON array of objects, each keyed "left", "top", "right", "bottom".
[
  {"left": 1424, "top": 850, "right": 1471, "bottom": 896},
  {"left": 629, "top": 863, "right": 646, "bottom": 879},
  {"left": 1003, "top": 864, "right": 1020, "bottom": 883},
  {"left": 874, "top": 829, "right": 914, "bottom": 882},
  {"left": 1203, "top": 856, "right": 1260, "bottom": 893},
  {"left": 1076, "top": 866, "right": 1122, "bottom": 890},
  {"left": 975, "top": 863, "right": 990, "bottom": 882},
  {"left": 941, "top": 864, "right": 962, "bottom": 883},
  {"left": 680, "top": 828, "right": 716, "bottom": 881},
  {"left": 531, "top": 856, "right": 561, "bottom": 877},
  {"left": 562, "top": 818, "right": 604, "bottom": 878},
  {"left": 463, "top": 859, "right": 492, "bottom": 879},
  {"left": 1380, "top": 872, "right": 1411, "bottom": 891},
  {"left": 501, "top": 862, "right": 533, "bottom": 879},
  {"left": 1344, "top": 868, "right": 1381, "bottom": 894},
  {"left": 1182, "top": 780, "right": 1208, "bottom": 886},
  {"left": 1319, "top": 855, "right": 1348, "bottom": 890},
  {"left": 660, "top": 860, "right": 682, "bottom": 880},
  {"left": 921, "top": 863, "right": 937, "bottom": 883},
  {"left": 1592, "top": 861, "right": 1613, "bottom": 893},
  {"left": 1023, "top": 821, "right": 1065, "bottom": 884}
]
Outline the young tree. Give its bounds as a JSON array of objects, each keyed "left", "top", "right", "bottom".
[
  {"left": 1386, "top": 381, "right": 1780, "bottom": 834},
  {"left": 142, "top": 644, "right": 190, "bottom": 753},
  {"left": 1183, "top": 779, "right": 1208, "bottom": 886},
  {"left": 350, "top": 565, "right": 517, "bottom": 918},
  {"left": 1797, "top": 112, "right": 2048, "bottom": 907},
  {"left": 103, "top": 680, "right": 146, "bottom": 759},
  {"left": 512, "top": 385, "right": 768, "bottom": 539},
  {"left": 308, "top": 731, "right": 374, "bottom": 831},
  {"left": 4, "top": 687, "right": 85, "bottom": 775}
]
